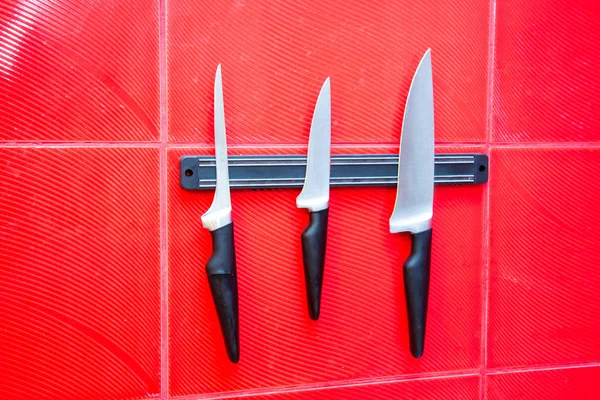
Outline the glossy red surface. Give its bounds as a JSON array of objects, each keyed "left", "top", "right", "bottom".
[
  {"left": 167, "top": 0, "right": 489, "bottom": 144},
  {"left": 487, "top": 148, "right": 600, "bottom": 369},
  {"left": 0, "top": 148, "right": 161, "bottom": 399},
  {"left": 2, "top": 0, "right": 600, "bottom": 399},
  {"left": 168, "top": 146, "right": 484, "bottom": 396},
  {"left": 227, "top": 375, "right": 480, "bottom": 399},
  {"left": 0, "top": 0, "right": 159, "bottom": 141},
  {"left": 487, "top": 366, "right": 600, "bottom": 399}
]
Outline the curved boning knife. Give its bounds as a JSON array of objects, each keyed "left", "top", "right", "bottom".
[{"left": 201, "top": 64, "right": 239, "bottom": 363}]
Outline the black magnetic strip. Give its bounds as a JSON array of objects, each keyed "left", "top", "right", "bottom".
[{"left": 180, "top": 154, "right": 488, "bottom": 190}]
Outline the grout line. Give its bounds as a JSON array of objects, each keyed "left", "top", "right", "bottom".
[
  {"left": 486, "top": 0, "right": 497, "bottom": 146},
  {"left": 167, "top": 370, "right": 481, "bottom": 400},
  {"left": 433, "top": 143, "right": 486, "bottom": 148},
  {"left": 0, "top": 141, "right": 161, "bottom": 148},
  {"left": 159, "top": 0, "right": 168, "bottom": 145},
  {"left": 480, "top": 161, "right": 491, "bottom": 400},
  {"left": 0, "top": 141, "right": 482, "bottom": 149},
  {"left": 480, "top": 151, "right": 491, "bottom": 400},
  {"left": 3, "top": 140, "right": 597, "bottom": 150},
  {"left": 159, "top": 146, "right": 168, "bottom": 400},
  {"left": 166, "top": 142, "right": 488, "bottom": 149},
  {"left": 159, "top": 0, "right": 169, "bottom": 396},
  {"left": 487, "top": 361, "right": 600, "bottom": 376},
  {"left": 481, "top": 0, "right": 497, "bottom": 398},
  {"left": 165, "top": 141, "right": 488, "bottom": 148},
  {"left": 490, "top": 142, "right": 600, "bottom": 149}
]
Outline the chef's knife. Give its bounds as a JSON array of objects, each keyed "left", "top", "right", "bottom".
[
  {"left": 201, "top": 64, "right": 239, "bottom": 363},
  {"left": 296, "top": 78, "right": 331, "bottom": 320},
  {"left": 389, "top": 50, "right": 435, "bottom": 358}
]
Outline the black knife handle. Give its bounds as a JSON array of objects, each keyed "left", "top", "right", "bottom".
[
  {"left": 301, "top": 208, "right": 329, "bottom": 320},
  {"left": 403, "top": 228, "right": 432, "bottom": 358},
  {"left": 206, "top": 222, "right": 240, "bottom": 363}
]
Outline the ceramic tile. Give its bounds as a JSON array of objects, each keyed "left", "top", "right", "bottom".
[
  {"left": 0, "top": 148, "right": 161, "bottom": 399},
  {"left": 0, "top": 0, "right": 159, "bottom": 141},
  {"left": 168, "top": 145, "right": 484, "bottom": 396},
  {"left": 168, "top": 0, "right": 489, "bottom": 144},
  {"left": 488, "top": 147, "right": 600, "bottom": 368}
]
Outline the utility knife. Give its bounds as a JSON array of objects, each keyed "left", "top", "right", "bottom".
[
  {"left": 201, "top": 64, "right": 240, "bottom": 363},
  {"left": 389, "top": 50, "right": 435, "bottom": 358},
  {"left": 296, "top": 78, "right": 331, "bottom": 320}
]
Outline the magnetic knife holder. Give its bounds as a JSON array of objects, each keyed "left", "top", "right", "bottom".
[{"left": 180, "top": 153, "right": 488, "bottom": 190}]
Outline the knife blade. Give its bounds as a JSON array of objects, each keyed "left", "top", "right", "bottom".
[
  {"left": 389, "top": 49, "right": 435, "bottom": 358},
  {"left": 296, "top": 78, "right": 331, "bottom": 320},
  {"left": 201, "top": 64, "right": 240, "bottom": 363}
]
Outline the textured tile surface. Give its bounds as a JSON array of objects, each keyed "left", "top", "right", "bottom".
[
  {"left": 487, "top": 366, "right": 600, "bottom": 399},
  {"left": 0, "top": 148, "right": 161, "bottom": 399},
  {"left": 0, "top": 0, "right": 159, "bottom": 141},
  {"left": 168, "top": 0, "right": 489, "bottom": 144},
  {"left": 228, "top": 375, "right": 480, "bottom": 399},
  {"left": 168, "top": 146, "right": 483, "bottom": 396},
  {"left": 4, "top": 0, "right": 600, "bottom": 397},
  {"left": 488, "top": 148, "right": 600, "bottom": 368}
]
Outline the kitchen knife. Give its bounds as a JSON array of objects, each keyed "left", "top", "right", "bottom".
[
  {"left": 389, "top": 50, "right": 435, "bottom": 358},
  {"left": 296, "top": 78, "right": 331, "bottom": 320},
  {"left": 201, "top": 64, "right": 239, "bottom": 363}
]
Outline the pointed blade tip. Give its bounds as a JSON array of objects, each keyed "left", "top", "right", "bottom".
[
  {"left": 419, "top": 49, "right": 432, "bottom": 69},
  {"left": 320, "top": 77, "right": 331, "bottom": 96},
  {"left": 215, "top": 64, "right": 222, "bottom": 84}
]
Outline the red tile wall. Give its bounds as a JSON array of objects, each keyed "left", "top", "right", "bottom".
[
  {"left": 488, "top": 148, "right": 600, "bottom": 369},
  {"left": 0, "top": 0, "right": 159, "bottom": 142},
  {"left": 167, "top": 0, "right": 489, "bottom": 144},
  {"left": 1, "top": 0, "right": 600, "bottom": 400},
  {"left": 487, "top": 366, "right": 600, "bottom": 399},
  {"left": 0, "top": 148, "right": 161, "bottom": 399},
  {"left": 168, "top": 146, "right": 483, "bottom": 396},
  {"left": 226, "top": 375, "right": 481, "bottom": 399}
]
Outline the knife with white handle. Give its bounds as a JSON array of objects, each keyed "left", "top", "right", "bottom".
[
  {"left": 389, "top": 50, "right": 435, "bottom": 358},
  {"left": 296, "top": 78, "right": 331, "bottom": 320},
  {"left": 201, "top": 64, "right": 239, "bottom": 363}
]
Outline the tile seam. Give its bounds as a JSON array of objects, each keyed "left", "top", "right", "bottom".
[
  {"left": 168, "top": 370, "right": 481, "bottom": 400},
  {"left": 159, "top": 0, "right": 169, "bottom": 396},
  {"left": 481, "top": 0, "right": 497, "bottom": 397}
]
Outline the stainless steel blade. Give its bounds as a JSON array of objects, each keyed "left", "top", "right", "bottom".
[
  {"left": 202, "top": 64, "right": 232, "bottom": 231},
  {"left": 390, "top": 50, "right": 435, "bottom": 234},
  {"left": 296, "top": 78, "right": 331, "bottom": 212}
]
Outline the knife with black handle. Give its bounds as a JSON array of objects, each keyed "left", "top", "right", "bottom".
[
  {"left": 201, "top": 64, "right": 239, "bottom": 363},
  {"left": 297, "top": 78, "right": 331, "bottom": 321},
  {"left": 389, "top": 50, "right": 435, "bottom": 358}
]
